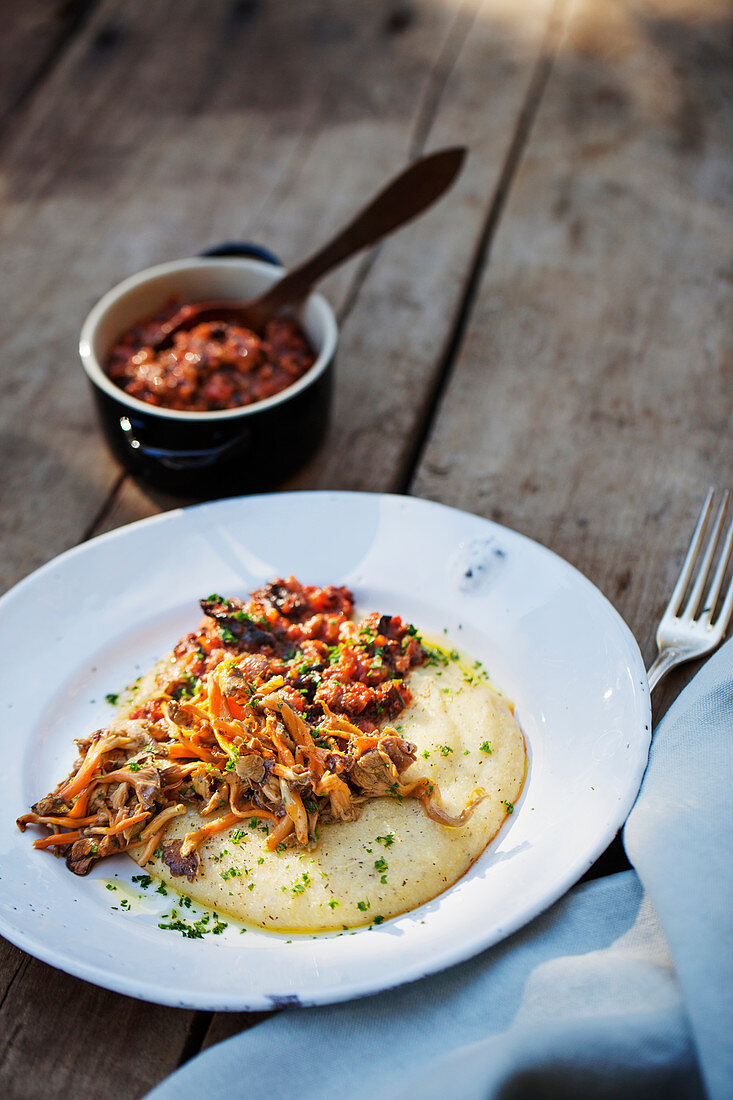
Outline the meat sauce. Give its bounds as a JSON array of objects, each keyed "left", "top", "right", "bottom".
[
  {"left": 106, "top": 300, "right": 316, "bottom": 412},
  {"left": 150, "top": 576, "right": 426, "bottom": 734}
]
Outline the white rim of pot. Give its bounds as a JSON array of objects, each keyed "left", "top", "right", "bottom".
[{"left": 79, "top": 257, "right": 338, "bottom": 423}]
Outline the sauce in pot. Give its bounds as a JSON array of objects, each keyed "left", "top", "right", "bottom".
[{"left": 106, "top": 300, "right": 317, "bottom": 412}]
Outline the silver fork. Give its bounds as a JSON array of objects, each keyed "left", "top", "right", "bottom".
[{"left": 648, "top": 488, "right": 733, "bottom": 691}]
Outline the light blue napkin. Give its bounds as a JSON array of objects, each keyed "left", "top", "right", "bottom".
[{"left": 146, "top": 641, "right": 733, "bottom": 1100}]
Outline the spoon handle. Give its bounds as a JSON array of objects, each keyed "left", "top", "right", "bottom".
[{"left": 252, "top": 146, "right": 467, "bottom": 316}]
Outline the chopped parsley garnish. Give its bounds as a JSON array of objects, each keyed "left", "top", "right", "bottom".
[
  {"left": 157, "top": 911, "right": 223, "bottom": 939},
  {"left": 374, "top": 857, "right": 388, "bottom": 873},
  {"left": 158, "top": 919, "right": 202, "bottom": 938},
  {"left": 439, "top": 745, "right": 454, "bottom": 756},
  {"left": 387, "top": 782, "right": 403, "bottom": 804},
  {"left": 327, "top": 899, "right": 340, "bottom": 910},
  {"left": 127, "top": 760, "right": 141, "bottom": 772},
  {"left": 105, "top": 692, "right": 119, "bottom": 706},
  {"left": 290, "top": 872, "right": 312, "bottom": 896},
  {"left": 480, "top": 741, "right": 493, "bottom": 754},
  {"left": 502, "top": 800, "right": 514, "bottom": 815},
  {"left": 373, "top": 915, "right": 385, "bottom": 925},
  {"left": 171, "top": 671, "right": 198, "bottom": 701},
  {"left": 423, "top": 646, "right": 449, "bottom": 668},
  {"left": 376, "top": 834, "right": 395, "bottom": 848},
  {"left": 105, "top": 883, "right": 116, "bottom": 891},
  {"left": 131, "top": 874, "right": 152, "bottom": 888},
  {"left": 357, "top": 900, "right": 370, "bottom": 912}
]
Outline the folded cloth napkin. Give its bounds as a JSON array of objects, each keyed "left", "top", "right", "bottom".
[{"left": 146, "top": 642, "right": 733, "bottom": 1100}]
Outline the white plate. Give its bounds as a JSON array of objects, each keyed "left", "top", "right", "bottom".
[{"left": 0, "top": 492, "right": 650, "bottom": 1010}]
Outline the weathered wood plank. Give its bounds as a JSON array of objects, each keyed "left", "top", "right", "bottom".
[
  {"left": 0, "top": 0, "right": 96, "bottom": 127},
  {"left": 0, "top": 2, "right": 557, "bottom": 1098},
  {"left": 200, "top": 1011, "right": 271, "bottom": 1051},
  {"left": 412, "top": 0, "right": 733, "bottom": 709},
  {"left": 0, "top": 950, "right": 194, "bottom": 1100}
]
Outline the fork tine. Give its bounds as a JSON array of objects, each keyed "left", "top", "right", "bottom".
[
  {"left": 716, "top": 560, "right": 733, "bottom": 633},
  {"left": 665, "top": 488, "right": 715, "bottom": 618},
  {"left": 702, "top": 510, "right": 733, "bottom": 626},
  {"left": 683, "top": 491, "right": 729, "bottom": 619}
]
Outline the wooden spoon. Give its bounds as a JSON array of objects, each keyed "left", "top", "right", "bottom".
[{"left": 152, "top": 146, "right": 466, "bottom": 347}]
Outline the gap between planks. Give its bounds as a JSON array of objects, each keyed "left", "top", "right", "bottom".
[
  {"left": 335, "top": 0, "right": 481, "bottom": 327},
  {"left": 399, "top": 1, "right": 566, "bottom": 494}
]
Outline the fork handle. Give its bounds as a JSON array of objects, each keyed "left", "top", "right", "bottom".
[{"left": 646, "top": 647, "right": 683, "bottom": 692}]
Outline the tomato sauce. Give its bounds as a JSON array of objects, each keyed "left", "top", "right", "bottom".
[
  {"left": 106, "top": 300, "right": 316, "bottom": 412},
  {"left": 167, "top": 578, "right": 426, "bottom": 733}
]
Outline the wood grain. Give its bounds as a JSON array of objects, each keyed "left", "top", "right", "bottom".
[
  {"left": 0, "top": 947, "right": 194, "bottom": 1100},
  {"left": 412, "top": 0, "right": 733, "bottom": 693},
  {"left": 0, "top": 0, "right": 96, "bottom": 126}
]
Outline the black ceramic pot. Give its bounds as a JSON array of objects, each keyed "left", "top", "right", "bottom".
[{"left": 79, "top": 243, "right": 337, "bottom": 496}]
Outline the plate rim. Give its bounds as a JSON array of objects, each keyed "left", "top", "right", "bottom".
[{"left": 0, "top": 491, "right": 651, "bottom": 1009}]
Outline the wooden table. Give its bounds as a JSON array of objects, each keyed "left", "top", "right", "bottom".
[{"left": 1, "top": 1, "right": 730, "bottom": 1096}]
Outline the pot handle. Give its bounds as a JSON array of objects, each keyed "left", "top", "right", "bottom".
[
  {"left": 117, "top": 414, "right": 249, "bottom": 469},
  {"left": 199, "top": 241, "right": 282, "bottom": 266}
]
